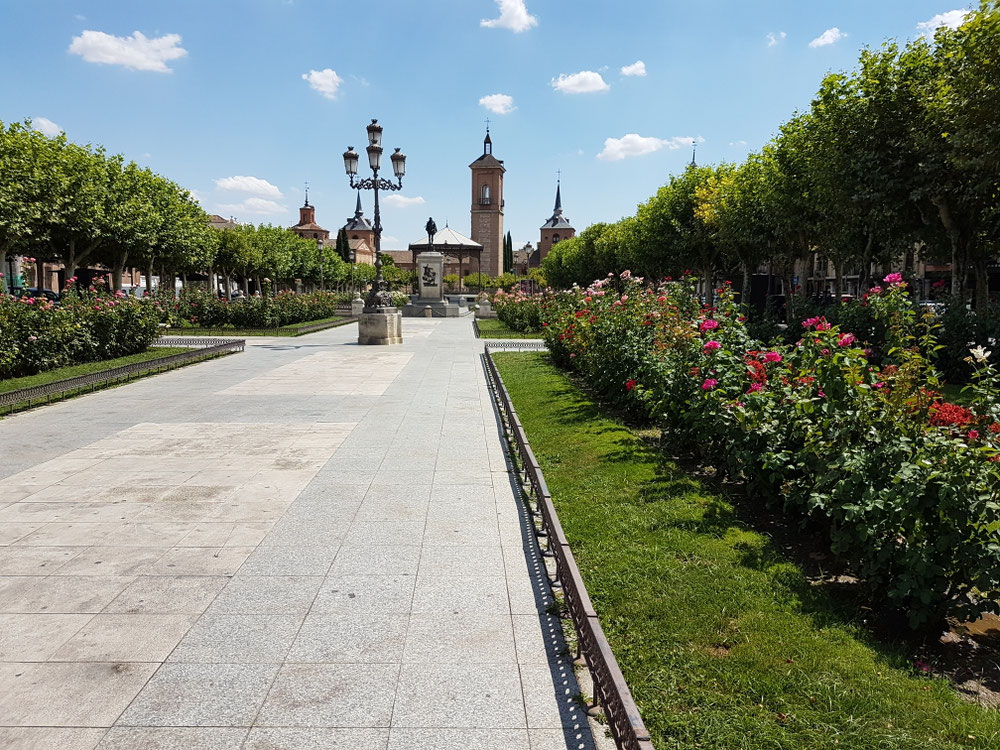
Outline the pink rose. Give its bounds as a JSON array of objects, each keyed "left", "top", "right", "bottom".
[
  {"left": 763, "top": 351, "right": 782, "bottom": 363},
  {"left": 700, "top": 319, "right": 719, "bottom": 332},
  {"left": 702, "top": 378, "right": 718, "bottom": 390},
  {"left": 884, "top": 272, "right": 903, "bottom": 285},
  {"left": 704, "top": 340, "right": 721, "bottom": 351},
  {"left": 838, "top": 333, "right": 856, "bottom": 347}
]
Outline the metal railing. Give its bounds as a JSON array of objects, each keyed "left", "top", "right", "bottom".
[
  {"left": 1, "top": 339, "right": 245, "bottom": 414},
  {"left": 483, "top": 348, "right": 654, "bottom": 750},
  {"left": 158, "top": 317, "right": 356, "bottom": 338},
  {"left": 473, "top": 319, "right": 549, "bottom": 348}
]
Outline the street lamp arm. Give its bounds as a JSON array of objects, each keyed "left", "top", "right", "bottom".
[{"left": 349, "top": 175, "right": 403, "bottom": 192}]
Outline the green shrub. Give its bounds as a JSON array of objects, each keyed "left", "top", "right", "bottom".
[
  {"left": 538, "top": 271, "right": 1000, "bottom": 630},
  {"left": 1, "top": 282, "right": 159, "bottom": 379}
]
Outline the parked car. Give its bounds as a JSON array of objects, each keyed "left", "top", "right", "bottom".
[{"left": 10, "top": 286, "right": 60, "bottom": 302}]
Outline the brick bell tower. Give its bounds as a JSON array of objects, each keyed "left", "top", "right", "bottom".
[{"left": 469, "top": 127, "right": 505, "bottom": 277}]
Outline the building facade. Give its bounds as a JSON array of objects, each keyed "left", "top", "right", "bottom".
[
  {"left": 469, "top": 130, "right": 505, "bottom": 277},
  {"left": 290, "top": 194, "right": 330, "bottom": 243},
  {"left": 538, "top": 181, "right": 575, "bottom": 262}
]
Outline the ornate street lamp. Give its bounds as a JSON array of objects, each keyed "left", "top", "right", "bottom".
[
  {"left": 316, "top": 238, "right": 325, "bottom": 291},
  {"left": 343, "top": 119, "right": 406, "bottom": 310}
]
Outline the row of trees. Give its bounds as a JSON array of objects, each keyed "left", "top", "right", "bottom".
[
  {"left": 543, "top": 0, "right": 1000, "bottom": 310},
  {"left": 0, "top": 120, "right": 385, "bottom": 295}
]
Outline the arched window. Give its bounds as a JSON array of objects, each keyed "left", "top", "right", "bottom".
[
  {"left": 481, "top": 184, "right": 491, "bottom": 205},
  {"left": 352, "top": 235, "right": 359, "bottom": 240},
  {"left": 552, "top": 233, "right": 560, "bottom": 245}
]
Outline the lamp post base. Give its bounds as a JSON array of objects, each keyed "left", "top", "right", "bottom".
[{"left": 358, "top": 307, "right": 403, "bottom": 345}]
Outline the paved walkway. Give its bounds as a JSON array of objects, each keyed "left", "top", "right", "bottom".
[{"left": 0, "top": 319, "right": 595, "bottom": 750}]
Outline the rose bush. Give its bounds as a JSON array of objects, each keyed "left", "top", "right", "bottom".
[
  {"left": 152, "top": 289, "right": 350, "bottom": 329},
  {"left": 491, "top": 288, "right": 545, "bottom": 332},
  {"left": 538, "top": 271, "right": 1000, "bottom": 630},
  {"left": 1, "top": 280, "right": 159, "bottom": 379}
]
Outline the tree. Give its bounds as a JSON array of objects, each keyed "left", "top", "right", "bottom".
[
  {"left": 503, "top": 231, "right": 513, "bottom": 274},
  {"left": 335, "top": 228, "right": 350, "bottom": 263}
]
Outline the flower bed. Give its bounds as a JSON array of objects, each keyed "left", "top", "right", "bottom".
[
  {"left": 153, "top": 289, "right": 350, "bottom": 329},
  {"left": 491, "top": 289, "right": 544, "bottom": 333},
  {"left": 1, "top": 283, "right": 160, "bottom": 380},
  {"left": 538, "top": 272, "right": 1000, "bottom": 630}
]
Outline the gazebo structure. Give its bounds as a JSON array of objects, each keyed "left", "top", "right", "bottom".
[{"left": 407, "top": 226, "right": 482, "bottom": 291}]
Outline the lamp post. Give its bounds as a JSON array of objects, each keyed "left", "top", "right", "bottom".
[
  {"left": 316, "top": 238, "right": 325, "bottom": 291},
  {"left": 343, "top": 119, "right": 406, "bottom": 310}
]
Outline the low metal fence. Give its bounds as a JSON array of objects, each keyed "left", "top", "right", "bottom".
[
  {"left": 1, "top": 339, "right": 245, "bottom": 414},
  {"left": 158, "top": 317, "right": 356, "bottom": 338},
  {"left": 484, "top": 347, "right": 654, "bottom": 750}
]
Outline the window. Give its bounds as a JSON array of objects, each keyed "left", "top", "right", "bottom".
[
  {"left": 552, "top": 234, "right": 560, "bottom": 245},
  {"left": 481, "top": 184, "right": 491, "bottom": 205}
]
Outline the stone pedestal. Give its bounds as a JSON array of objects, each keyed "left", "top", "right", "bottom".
[
  {"left": 358, "top": 308, "right": 402, "bottom": 345},
  {"left": 350, "top": 294, "right": 364, "bottom": 317},
  {"left": 417, "top": 252, "right": 444, "bottom": 301},
  {"left": 403, "top": 251, "right": 460, "bottom": 317}
]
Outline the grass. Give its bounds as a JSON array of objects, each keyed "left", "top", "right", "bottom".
[
  {"left": 942, "top": 382, "right": 974, "bottom": 405},
  {"left": 493, "top": 351, "right": 1000, "bottom": 750},
  {"left": 0, "top": 346, "right": 239, "bottom": 416},
  {"left": 161, "top": 315, "right": 352, "bottom": 337},
  {"left": 475, "top": 318, "right": 545, "bottom": 339},
  {"left": 0, "top": 347, "right": 191, "bottom": 394}
]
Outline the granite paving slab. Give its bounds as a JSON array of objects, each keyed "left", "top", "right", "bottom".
[{"left": 0, "top": 318, "right": 600, "bottom": 748}]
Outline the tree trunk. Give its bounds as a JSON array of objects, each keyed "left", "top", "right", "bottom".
[
  {"left": 974, "top": 257, "right": 990, "bottom": 312},
  {"left": 834, "top": 264, "right": 844, "bottom": 302},
  {"left": 859, "top": 234, "right": 874, "bottom": 291},
  {"left": 111, "top": 252, "right": 128, "bottom": 291},
  {"left": 741, "top": 262, "right": 751, "bottom": 306},
  {"left": 242, "top": 276, "right": 250, "bottom": 297},
  {"left": 181, "top": 271, "right": 187, "bottom": 289},
  {"left": 224, "top": 272, "right": 232, "bottom": 300},
  {"left": 782, "top": 268, "right": 796, "bottom": 324},
  {"left": 145, "top": 262, "right": 154, "bottom": 294}
]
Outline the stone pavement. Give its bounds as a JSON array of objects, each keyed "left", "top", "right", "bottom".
[{"left": 0, "top": 319, "right": 597, "bottom": 750}]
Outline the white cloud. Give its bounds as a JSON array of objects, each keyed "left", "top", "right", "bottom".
[
  {"left": 381, "top": 235, "right": 403, "bottom": 250},
  {"left": 481, "top": 0, "right": 538, "bottom": 33},
  {"left": 74, "top": 14, "right": 86, "bottom": 21},
  {"left": 598, "top": 134, "right": 703, "bottom": 162},
  {"left": 217, "top": 197, "right": 286, "bottom": 216},
  {"left": 214, "top": 175, "right": 283, "bottom": 199},
  {"left": 917, "top": 10, "right": 970, "bottom": 35},
  {"left": 302, "top": 68, "right": 343, "bottom": 100},
  {"left": 729, "top": 140, "right": 748, "bottom": 147},
  {"left": 32, "top": 117, "right": 62, "bottom": 137},
  {"left": 552, "top": 71, "right": 610, "bottom": 94},
  {"left": 809, "top": 27, "right": 846, "bottom": 48},
  {"left": 767, "top": 31, "right": 787, "bottom": 47},
  {"left": 68, "top": 30, "right": 187, "bottom": 72},
  {"left": 620, "top": 60, "right": 646, "bottom": 77},
  {"left": 479, "top": 93, "right": 516, "bottom": 115},
  {"left": 383, "top": 195, "right": 426, "bottom": 208}
]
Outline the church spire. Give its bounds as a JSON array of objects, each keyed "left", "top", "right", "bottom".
[
  {"left": 552, "top": 180, "right": 563, "bottom": 216},
  {"left": 304, "top": 181, "right": 310, "bottom": 207},
  {"left": 354, "top": 191, "right": 363, "bottom": 218},
  {"left": 690, "top": 142, "right": 698, "bottom": 168},
  {"left": 484, "top": 119, "right": 492, "bottom": 155}
]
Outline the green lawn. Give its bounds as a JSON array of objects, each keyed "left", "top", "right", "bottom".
[
  {"left": 0, "top": 347, "right": 192, "bottom": 394},
  {"left": 476, "top": 318, "right": 545, "bottom": 339},
  {"left": 942, "top": 383, "right": 973, "bottom": 405},
  {"left": 493, "top": 351, "right": 1000, "bottom": 750},
  {"left": 161, "top": 315, "right": 352, "bottom": 337}
]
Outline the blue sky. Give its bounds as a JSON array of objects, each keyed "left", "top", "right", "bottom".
[{"left": 0, "top": 0, "right": 973, "bottom": 251}]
